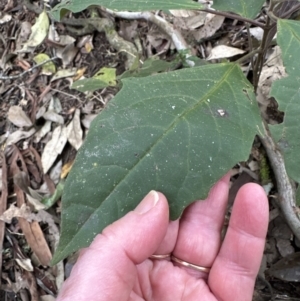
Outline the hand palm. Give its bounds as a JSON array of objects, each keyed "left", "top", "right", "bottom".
[{"left": 57, "top": 175, "right": 268, "bottom": 301}]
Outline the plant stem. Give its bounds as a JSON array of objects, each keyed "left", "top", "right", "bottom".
[
  {"left": 252, "top": 1, "right": 276, "bottom": 91},
  {"left": 259, "top": 124, "right": 300, "bottom": 242},
  {"left": 235, "top": 49, "right": 261, "bottom": 64},
  {"left": 199, "top": 8, "right": 265, "bottom": 28}
]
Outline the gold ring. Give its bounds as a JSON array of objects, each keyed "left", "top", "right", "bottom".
[
  {"left": 171, "top": 255, "right": 211, "bottom": 273},
  {"left": 150, "top": 254, "right": 171, "bottom": 260}
]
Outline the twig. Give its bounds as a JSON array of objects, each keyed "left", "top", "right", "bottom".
[
  {"left": 0, "top": 156, "right": 8, "bottom": 281},
  {"left": 260, "top": 124, "right": 300, "bottom": 242},
  {"left": 104, "top": 9, "right": 195, "bottom": 66},
  {"left": 0, "top": 57, "right": 58, "bottom": 80},
  {"left": 199, "top": 8, "right": 265, "bottom": 28},
  {"left": 246, "top": 24, "right": 255, "bottom": 75}
]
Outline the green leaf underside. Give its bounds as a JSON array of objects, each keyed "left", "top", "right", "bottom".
[
  {"left": 270, "top": 20, "right": 300, "bottom": 183},
  {"left": 52, "top": 63, "right": 262, "bottom": 264},
  {"left": 213, "top": 0, "right": 265, "bottom": 19},
  {"left": 50, "top": 0, "right": 203, "bottom": 20}
]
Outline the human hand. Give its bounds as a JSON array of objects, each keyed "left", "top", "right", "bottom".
[{"left": 57, "top": 173, "right": 268, "bottom": 301}]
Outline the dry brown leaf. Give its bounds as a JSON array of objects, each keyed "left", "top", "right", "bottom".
[
  {"left": 36, "top": 210, "right": 64, "bottom": 289},
  {"left": 61, "top": 161, "right": 74, "bottom": 179},
  {"left": 43, "top": 110, "right": 64, "bottom": 124},
  {"left": 193, "top": 14, "right": 225, "bottom": 41},
  {"left": 169, "top": 10, "right": 197, "bottom": 17},
  {"left": 58, "top": 43, "right": 79, "bottom": 67},
  {"left": 49, "top": 160, "right": 62, "bottom": 184},
  {"left": 0, "top": 159, "right": 8, "bottom": 279},
  {"left": 0, "top": 203, "right": 32, "bottom": 223},
  {"left": 15, "top": 258, "right": 34, "bottom": 272},
  {"left": 0, "top": 13, "right": 12, "bottom": 24},
  {"left": 207, "top": 45, "right": 245, "bottom": 60},
  {"left": 34, "top": 121, "right": 52, "bottom": 143},
  {"left": 8, "top": 106, "right": 33, "bottom": 127},
  {"left": 10, "top": 152, "right": 51, "bottom": 268},
  {"left": 42, "top": 126, "right": 68, "bottom": 174},
  {"left": 30, "top": 221, "right": 53, "bottom": 265},
  {"left": 173, "top": 11, "right": 206, "bottom": 31},
  {"left": 73, "top": 67, "right": 87, "bottom": 81},
  {"left": 258, "top": 46, "right": 286, "bottom": 99},
  {"left": 40, "top": 296, "right": 56, "bottom": 301},
  {"left": 6, "top": 128, "right": 36, "bottom": 146},
  {"left": 81, "top": 114, "right": 97, "bottom": 129},
  {"left": 67, "top": 109, "right": 83, "bottom": 150},
  {"left": 51, "top": 68, "right": 77, "bottom": 82},
  {"left": 26, "top": 193, "right": 46, "bottom": 211}
]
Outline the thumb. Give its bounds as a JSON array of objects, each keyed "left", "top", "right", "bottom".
[{"left": 57, "top": 190, "right": 169, "bottom": 301}]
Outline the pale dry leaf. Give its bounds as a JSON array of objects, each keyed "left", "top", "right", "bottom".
[
  {"left": 28, "top": 188, "right": 43, "bottom": 202},
  {"left": 58, "top": 43, "right": 79, "bottom": 67},
  {"left": 67, "top": 109, "right": 83, "bottom": 150},
  {"left": 0, "top": 13, "right": 12, "bottom": 24},
  {"left": 40, "top": 296, "right": 56, "bottom": 301},
  {"left": 18, "top": 21, "right": 32, "bottom": 44},
  {"left": 207, "top": 45, "right": 245, "bottom": 60},
  {"left": 51, "top": 68, "right": 77, "bottom": 82},
  {"left": 15, "top": 258, "right": 34, "bottom": 272},
  {"left": 20, "top": 11, "right": 49, "bottom": 52},
  {"left": 243, "top": 27, "right": 264, "bottom": 41},
  {"left": 6, "top": 128, "right": 36, "bottom": 146},
  {"left": 58, "top": 35, "right": 76, "bottom": 46},
  {"left": 0, "top": 203, "right": 32, "bottom": 223},
  {"left": 8, "top": 106, "right": 33, "bottom": 127},
  {"left": 169, "top": 10, "right": 197, "bottom": 17},
  {"left": 173, "top": 11, "right": 206, "bottom": 30},
  {"left": 193, "top": 14, "right": 225, "bottom": 41},
  {"left": 82, "top": 101, "right": 94, "bottom": 114},
  {"left": 81, "top": 114, "right": 97, "bottom": 129},
  {"left": 258, "top": 46, "right": 286, "bottom": 99},
  {"left": 36, "top": 105, "right": 47, "bottom": 119},
  {"left": 48, "top": 23, "right": 59, "bottom": 42},
  {"left": 248, "top": 160, "right": 259, "bottom": 171},
  {"left": 26, "top": 193, "right": 46, "bottom": 210},
  {"left": 185, "top": 13, "right": 207, "bottom": 29},
  {"left": 34, "top": 121, "right": 52, "bottom": 143},
  {"left": 49, "top": 160, "right": 62, "bottom": 184},
  {"left": 42, "top": 126, "right": 68, "bottom": 173},
  {"left": 119, "top": 20, "right": 138, "bottom": 42},
  {"left": 43, "top": 110, "right": 64, "bottom": 124},
  {"left": 52, "top": 97, "right": 63, "bottom": 113},
  {"left": 36, "top": 210, "right": 64, "bottom": 288}
]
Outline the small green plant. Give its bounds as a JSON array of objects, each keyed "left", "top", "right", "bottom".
[{"left": 50, "top": 0, "right": 300, "bottom": 264}]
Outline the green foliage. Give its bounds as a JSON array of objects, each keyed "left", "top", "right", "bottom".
[
  {"left": 50, "top": 1, "right": 300, "bottom": 264},
  {"left": 52, "top": 63, "right": 262, "bottom": 264},
  {"left": 213, "top": 0, "right": 265, "bottom": 19},
  {"left": 269, "top": 20, "right": 300, "bottom": 183},
  {"left": 72, "top": 67, "right": 116, "bottom": 93},
  {"left": 259, "top": 156, "right": 270, "bottom": 185},
  {"left": 50, "top": 0, "right": 203, "bottom": 21}
]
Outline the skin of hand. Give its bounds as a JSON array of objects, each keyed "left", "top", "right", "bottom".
[{"left": 57, "top": 173, "right": 268, "bottom": 301}]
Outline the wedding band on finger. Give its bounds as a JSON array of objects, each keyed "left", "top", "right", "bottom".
[
  {"left": 150, "top": 254, "right": 171, "bottom": 260},
  {"left": 171, "top": 255, "right": 211, "bottom": 273}
]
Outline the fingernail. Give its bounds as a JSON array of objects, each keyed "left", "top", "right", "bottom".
[{"left": 135, "top": 190, "right": 159, "bottom": 214}]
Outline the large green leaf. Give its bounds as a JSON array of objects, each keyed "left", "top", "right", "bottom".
[
  {"left": 212, "top": 0, "right": 265, "bottom": 19},
  {"left": 50, "top": 0, "right": 203, "bottom": 20},
  {"left": 52, "top": 63, "right": 262, "bottom": 264},
  {"left": 270, "top": 20, "right": 300, "bottom": 184}
]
